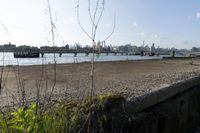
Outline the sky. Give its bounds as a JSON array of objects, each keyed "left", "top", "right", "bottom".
[{"left": 0, "top": 0, "right": 200, "bottom": 49}]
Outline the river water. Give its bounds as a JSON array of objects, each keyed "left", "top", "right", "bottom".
[{"left": 0, "top": 52, "right": 162, "bottom": 66}]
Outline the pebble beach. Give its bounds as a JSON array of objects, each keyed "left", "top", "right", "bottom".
[{"left": 0, "top": 58, "right": 200, "bottom": 106}]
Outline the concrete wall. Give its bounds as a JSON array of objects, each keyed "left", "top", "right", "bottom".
[{"left": 105, "top": 77, "right": 200, "bottom": 133}]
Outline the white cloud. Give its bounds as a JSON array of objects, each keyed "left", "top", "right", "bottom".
[
  {"left": 62, "top": 17, "right": 76, "bottom": 24},
  {"left": 196, "top": 12, "right": 200, "bottom": 18},
  {"left": 135, "top": 32, "right": 144, "bottom": 36},
  {"left": 154, "top": 34, "right": 159, "bottom": 38},
  {"left": 132, "top": 22, "right": 138, "bottom": 27},
  {"left": 105, "top": 22, "right": 111, "bottom": 27},
  {"left": 11, "top": 25, "right": 23, "bottom": 30}
]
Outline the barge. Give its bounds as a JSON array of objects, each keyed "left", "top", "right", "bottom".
[
  {"left": 13, "top": 46, "right": 40, "bottom": 58},
  {"left": 14, "top": 51, "right": 40, "bottom": 58}
]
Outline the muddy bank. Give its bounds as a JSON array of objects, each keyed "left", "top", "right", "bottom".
[{"left": 0, "top": 58, "right": 200, "bottom": 106}]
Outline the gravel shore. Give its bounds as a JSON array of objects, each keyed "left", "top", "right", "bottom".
[{"left": 1, "top": 58, "right": 200, "bottom": 106}]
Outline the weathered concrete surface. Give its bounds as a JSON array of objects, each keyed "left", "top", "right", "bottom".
[
  {"left": 110, "top": 76, "right": 200, "bottom": 133},
  {"left": 125, "top": 76, "right": 200, "bottom": 113}
]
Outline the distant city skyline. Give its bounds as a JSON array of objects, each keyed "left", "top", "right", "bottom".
[{"left": 0, "top": 0, "right": 200, "bottom": 49}]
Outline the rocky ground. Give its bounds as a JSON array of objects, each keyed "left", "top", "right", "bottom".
[{"left": 0, "top": 58, "right": 200, "bottom": 106}]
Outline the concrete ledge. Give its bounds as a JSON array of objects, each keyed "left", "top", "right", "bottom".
[{"left": 125, "top": 76, "right": 200, "bottom": 113}]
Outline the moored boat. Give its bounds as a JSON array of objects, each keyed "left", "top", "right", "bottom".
[
  {"left": 13, "top": 45, "right": 40, "bottom": 58},
  {"left": 14, "top": 51, "right": 40, "bottom": 58}
]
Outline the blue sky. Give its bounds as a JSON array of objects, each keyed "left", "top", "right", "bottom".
[{"left": 0, "top": 0, "right": 200, "bottom": 49}]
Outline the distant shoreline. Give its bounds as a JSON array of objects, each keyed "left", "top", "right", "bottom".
[
  {"left": 0, "top": 52, "right": 163, "bottom": 66},
  {"left": 1, "top": 56, "right": 196, "bottom": 67},
  {"left": 2, "top": 58, "right": 163, "bottom": 67}
]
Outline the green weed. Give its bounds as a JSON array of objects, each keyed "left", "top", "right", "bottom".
[{"left": 0, "top": 93, "right": 125, "bottom": 133}]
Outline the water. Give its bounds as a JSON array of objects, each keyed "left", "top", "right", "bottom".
[{"left": 0, "top": 52, "right": 162, "bottom": 66}]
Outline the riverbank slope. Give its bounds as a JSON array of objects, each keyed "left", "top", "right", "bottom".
[{"left": 1, "top": 58, "right": 200, "bottom": 106}]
